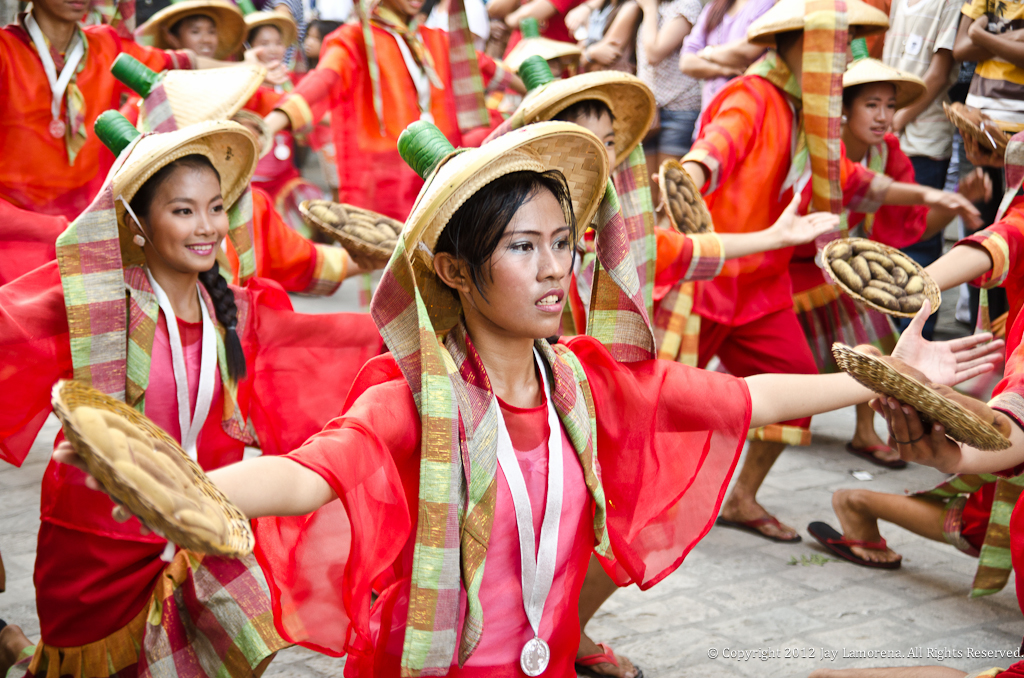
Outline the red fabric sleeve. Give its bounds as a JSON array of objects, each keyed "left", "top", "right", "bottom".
[
  {"left": 0, "top": 260, "right": 72, "bottom": 466},
  {"left": 244, "top": 87, "right": 287, "bottom": 117},
  {"left": 253, "top": 355, "right": 415, "bottom": 656},
  {"left": 0, "top": 198, "right": 67, "bottom": 285},
  {"left": 565, "top": 336, "right": 751, "bottom": 588},
  {"left": 281, "top": 47, "right": 348, "bottom": 128},
  {"left": 119, "top": 37, "right": 179, "bottom": 72},
  {"left": 847, "top": 136, "right": 928, "bottom": 248},
  {"left": 246, "top": 278, "right": 385, "bottom": 458},
  {"left": 548, "top": 0, "right": 583, "bottom": 14},
  {"left": 236, "top": 189, "right": 318, "bottom": 292},
  {"left": 687, "top": 79, "right": 767, "bottom": 193}
]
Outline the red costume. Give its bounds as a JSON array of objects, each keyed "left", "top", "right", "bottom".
[
  {"left": 0, "top": 199, "right": 66, "bottom": 285},
  {"left": 274, "top": 22, "right": 507, "bottom": 221},
  {"left": 0, "top": 260, "right": 383, "bottom": 649},
  {"left": 254, "top": 335, "right": 752, "bottom": 676},
  {"left": 0, "top": 20, "right": 193, "bottom": 219}
]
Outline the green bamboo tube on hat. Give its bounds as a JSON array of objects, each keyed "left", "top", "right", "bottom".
[
  {"left": 95, "top": 110, "right": 142, "bottom": 156},
  {"left": 398, "top": 121, "right": 456, "bottom": 180}
]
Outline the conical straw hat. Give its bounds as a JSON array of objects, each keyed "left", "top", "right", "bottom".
[
  {"left": 503, "top": 17, "right": 582, "bottom": 73},
  {"left": 137, "top": 0, "right": 247, "bottom": 59},
  {"left": 747, "top": 0, "right": 888, "bottom": 46},
  {"left": 843, "top": 56, "right": 925, "bottom": 110},
  {"left": 396, "top": 119, "right": 608, "bottom": 332},
  {"left": 244, "top": 10, "right": 298, "bottom": 46},
  {"left": 94, "top": 111, "right": 259, "bottom": 236},
  {"left": 513, "top": 55, "right": 654, "bottom": 165},
  {"left": 112, "top": 54, "right": 267, "bottom": 128}
]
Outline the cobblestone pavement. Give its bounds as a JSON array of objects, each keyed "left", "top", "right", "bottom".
[{"left": 2, "top": 285, "right": 1021, "bottom": 678}]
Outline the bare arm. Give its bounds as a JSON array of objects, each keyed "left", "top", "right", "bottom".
[
  {"left": 968, "top": 15, "right": 1024, "bottom": 68},
  {"left": 583, "top": 2, "right": 641, "bottom": 67},
  {"left": 682, "top": 160, "right": 707, "bottom": 189},
  {"left": 506, "top": 0, "right": 559, "bottom": 29},
  {"left": 954, "top": 16, "right": 994, "bottom": 62},
  {"left": 679, "top": 52, "right": 742, "bottom": 79},
  {"left": 637, "top": 0, "right": 692, "bottom": 66},
  {"left": 891, "top": 49, "right": 955, "bottom": 135},
  {"left": 884, "top": 181, "right": 983, "bottom": 230},
  {"left": 489, "top": 0, "right": 521, "bottom": 19},
  {"left": 924, "top": 241, "right": 994, "bottom": 290},
  {"left": 716, "top": 195, "right": 839, "bottom": 258},
  {"left": 698, "top": 38, "right": 764, "bottom": 69}
]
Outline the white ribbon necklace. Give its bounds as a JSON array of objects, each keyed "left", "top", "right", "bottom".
[
  {"left": 145, "top": 271, "right": 217, "bottom": 460},
  {"left": 493, "top": 349, "right": 563, "bottom": 676},
  {"left": 25, "top": 10, "right": 85, "bottom": 139}
]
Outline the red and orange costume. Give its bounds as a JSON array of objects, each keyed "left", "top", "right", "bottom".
[
  {"left": 0, "top": 200, "right": 67, "bottom": 285},
  {"left": 0, "top": 17, "right": 194, "bottom": 219},
  {"left": 273, "top": 16, "right": 510, "bottom": 221}
]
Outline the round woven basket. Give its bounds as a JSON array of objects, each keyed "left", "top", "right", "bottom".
[
  {"left": 832, "top": 344, "right": 1011, "bottom": 451},
  {"left": 659, "top": 159, "right": 713, "bottom": 234},
  {"left": 299, "top": 200, "right": 400, "bottom": 266},
  {"left": 51, "top": 380, "right": 254, "bottom": 557},
  {"left": 822, "top": 238, "right": 941, "bottom": 318},
  {"left": 944, "top": 102, "right": 1009, "bottom": 156}
]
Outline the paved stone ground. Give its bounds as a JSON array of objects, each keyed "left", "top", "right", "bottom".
[{"left": 3, "top": 282, "right": 1021, "bottom": 678}]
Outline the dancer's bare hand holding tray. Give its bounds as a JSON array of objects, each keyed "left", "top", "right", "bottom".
[
  {"left": 300, "top": 199, "right": 401, "bottom": 269},
  {"left": 659, "top": 159, "right": 713, "bottom": 234},
  {"left": 51, "top": 380, "right": 253, "bottom": 557},
  {"left": 833, "top": 333, "right": 1013, "bottom": 451},
  {"left": 823, "top": 237, "right": 942, "bottom": 317}
]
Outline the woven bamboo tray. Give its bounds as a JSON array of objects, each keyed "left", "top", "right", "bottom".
[
  {"left": 832, "top": 344, "right": 1011, "bottom": 451},
  {"left": 822, "top": 238, "right": 941, "bottom": 318},
  {"left": 659, "top": 159, "right": 713, "bottom": 234},
  {"left": 300, "top": 200, "right": 401, "bottom": 266},
  {"left": 944, "top": 102, "right": 1008, "bottom": 157},
  {"left": 51, "top": 380, "right": 254, "bottom": 556}
]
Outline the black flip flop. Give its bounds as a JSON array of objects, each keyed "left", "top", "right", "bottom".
[
  {"left": 807, "top": 521, "right": 902, "bottom": 569},
  {"left": 715, "top": 516, "right": 802, "bottom": 543},
  {"left": 845, "top": 443, "right": 907, "bottom": 469}
]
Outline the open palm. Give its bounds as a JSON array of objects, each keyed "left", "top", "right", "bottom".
[{"left": 891, "top": 300, "right": 1004, "bottom": 386}]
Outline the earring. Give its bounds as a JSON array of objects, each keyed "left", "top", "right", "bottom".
[{"left": 133, "top": 234, "right": 146, "bottom": 247}]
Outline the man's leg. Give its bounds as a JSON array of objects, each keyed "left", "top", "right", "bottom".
[
  {"left": 701, "top": 308, "right": 818, "bottom": 541},
  {"left": 0, "top": 623, "right": 31, "bottom": 677},
  {"left": 576, "top": 558, "right": 638, "bottom": 678},
  {"left": 829, "top": 489, "right": 946, "bottom": 564}
]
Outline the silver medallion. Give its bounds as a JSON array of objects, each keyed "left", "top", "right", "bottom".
[
  {"left": 520, "top": 636, "right": 550, "bottom": 676},
  {"left": 273, "top": 142, "right": 291, "bottom": 161},
  {"left": 49, "top": 118, "right": 66, "bottom": 139}
]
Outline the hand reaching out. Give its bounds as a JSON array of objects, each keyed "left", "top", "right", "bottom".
[
  {"left": 890, "top": 299, "right": 1004, "bottom": 386},
  {"left": 963, "top": 133, "right": 1004, "bottom": 168},
  {"left": 958, "top": 166, "right": 994, "bottom": 204},
  {"left": 765, "top": 195, "right": 839, "bottom": 247},
  {"left": 923, "top": 188, "right": 983, "bottom": 230}
]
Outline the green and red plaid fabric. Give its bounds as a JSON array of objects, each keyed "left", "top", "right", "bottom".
[
  {"left": 371, "top": 134, "right": 651, "bottom": 675},
  {"left": 137, "top": 82, "right": 178, "bottom": 133},
  {"left": 13, "top": 551, "right": 286, "bottom": 678},
  {"left": 447, "top": 0, "right": 489, "bottom": 134},
  {"left": 918, "top": 471, "right": 1024, "bottom": 597},
  {"left": 86, "top": 0, "right": 135, "bottom": 39}
]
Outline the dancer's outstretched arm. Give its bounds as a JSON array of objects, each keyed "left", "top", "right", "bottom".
[{"left": 746, "top": 301, "right": 1003, "bottom": 428}]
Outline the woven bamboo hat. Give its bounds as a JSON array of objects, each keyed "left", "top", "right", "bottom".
[
  {"left": 137, "top": 0, "right": 247, "bottom": 59},
  {"left": 94, "top": 111, "right": 259, "bottom": 249},
  {"left": 396, "top": 120, "right": 609, "bottom": 331},
  {"left": 513, "top": 55, "right": 654, "bottom": 165},
  {"left": 244, "top": 10, "right": 298, "bottom": 46},
  {"left": 503, "top": 17, "right": 583, "bottom": 74},
  {"left": 843, "top": 46, "right": 925, "bottom": 110},
  {"left": 111, "top": 54, "right": 266, "bottom": 128},
  {"left": 747, "top": 0, "right": 888, "bottom": 46}
]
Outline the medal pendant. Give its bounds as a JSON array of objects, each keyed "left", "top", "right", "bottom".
[
  {"left": 520, "top": 637, "right": 550, "bottom": 676},
  {"left": 273, "top": 142, "right": 291, "bottom": 161},
  {"left": 49, "top": 118, "right": 66, "bottom": 139}
]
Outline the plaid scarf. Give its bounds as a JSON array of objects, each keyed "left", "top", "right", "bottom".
[
  {"left": 85, "top": 0, "right": 135, "bottom": 38},
  {"left": 371, "top": 149, "right": 653, "bottom": 676},
  {"left": 748, "top": 0, "right": 848, "bottom": 216},
  {"left": 54, "top": 137, "right": 256, "bottom": 441},
  {"left": 837, "top": 140, "right": 887, "bottom": 236},
  {"left": 23, "top": 10, "right": 90, "bottom": 165},
  {"left": 356, "top": 1, "right": 443, "bottom": 135},
  {"left": 918, "top": 472, "right": 1024, "bottom": 597},
  {"left": 447, "top": 0, "right": 489, "bottom": 133}
]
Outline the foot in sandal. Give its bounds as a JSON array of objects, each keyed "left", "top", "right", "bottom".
[
  {"left": 824, "top": 488, "right": 903, "bottom": 565},
  {"left": 576, "top": 635, "right": 642, "bottom": 678},
  {"left": 717, "top": 497, "right": 801, "bottom": 542}
]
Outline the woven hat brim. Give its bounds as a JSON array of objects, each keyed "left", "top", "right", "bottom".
[
  {"left": 161, "top": 63, "right": 267, "bottom": 128},
  {"left": 504, "top": 38, "right": 583, "bottom": 72},
  {"left": 518, "top": 72, "right": 655, "bottom": 166},
  {"left": 231, "top": 109, "right": 275, "bottom": 158},
  {"left": 747, "top": 0, "right": 889, "bottom": 46},
  {"left": 112, "top": 121, "right": 259, "bottom": 240},
  {"left": 402, "top": 122, "right": 609, "bottom": 332},
  {"left": 843, "top": 58, "right": 926, "bottom": 109},
  {"left": 138, "top": 0, "right": 246, "bottom": 59},
  {"left": 244, "top": 11, "right": 299, "bottom": 47}
]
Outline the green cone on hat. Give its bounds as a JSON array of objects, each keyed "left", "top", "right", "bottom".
[
  {"left": 398, "top": 121, "right": 456, "bottom": 180},
  {"left": 851, "top": 37, "right": 870, "bottom": 61},
  {"left": 237, "top": 0, "right": 257, "bottom": 15},
  {"left": 95, "top": 110, "right": 142, "bottom": 157},
  {"left": 111, "top": 54, "right": 163, "bottom": 98},
  {"left": 518, "top": 55, "right": 558, "bottom": 92},
  {"left": 520, "top": 16, "right": 540, "bottom": 38}
]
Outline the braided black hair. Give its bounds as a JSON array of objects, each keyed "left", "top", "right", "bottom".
[
  {"left": 198, "top": 262, "right": 247, "bottom": 381},
  {"left": 129, "top": 154, "right": 247, "bottom": 382}
]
